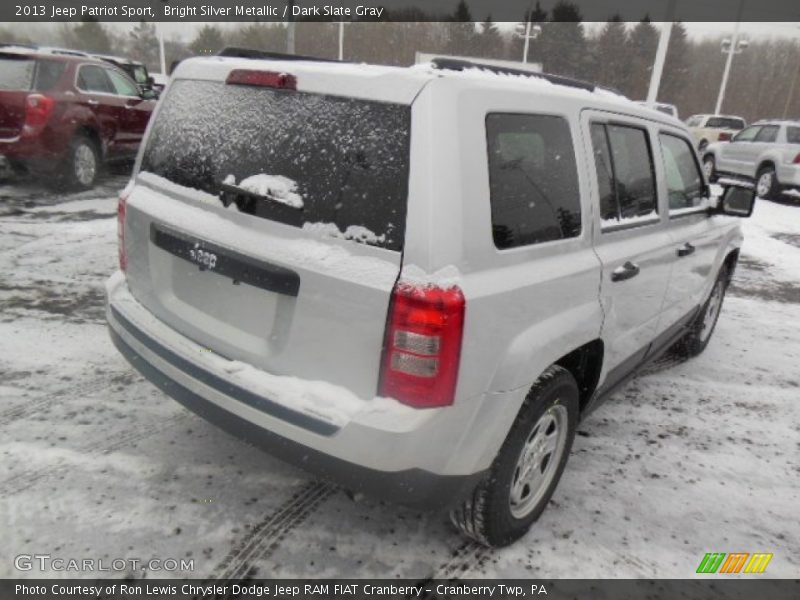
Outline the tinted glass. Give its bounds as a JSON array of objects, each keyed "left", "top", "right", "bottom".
[
  {"left": 106, "top": 69, "right": 139, "bottom": 96},
  {"left": 33, "top": 59, "right": 66, "bottom": 92},
  {"left": 659, "top": 134, "right": 705, "bottom": 211},
  {"left": 486, "top": 113, "right": 581, "bottom": 249},
  {"left": 605, "top": 124, "right": 658, "bottom": 222},
  {"left": 78, "top": 65, "right": 113, "bottom": 94},
  {"left": 590, "top": 123, "right": 618, "bottom": 221},
  {"left": 787, "top": 127, "right": 800, "bottom": 144},
  {"left": 754, "top": 125, "right": 779, "bottom": 143},
  {"left": 706, "top": 117, "right": 745, "bottom": 129},
  {"left": 141, "top": 80, "right": 411, "bottom": 251},
  {"left": 0, "top": 56, "right": 34, "bottom": 90}
]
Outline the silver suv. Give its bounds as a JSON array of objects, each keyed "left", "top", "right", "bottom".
[
  {"left": 702, "top": 120, "right": 800, "bottom": 200},
  {"left": 106, "top": 54, "right": 756, "bottom": 547}
]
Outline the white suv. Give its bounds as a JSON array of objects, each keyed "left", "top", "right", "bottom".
[{"left": 106, "top": 54, "right": 756, "bottom": 547}]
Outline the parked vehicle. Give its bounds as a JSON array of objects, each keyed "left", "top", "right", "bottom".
[
  {"left": 0, "top": 46, "right": 156, "bottom": 188},
  {"left": 106, "top": 54, "right": 756, "bottom": 547},
  {"left": 702, "top": 120, "right": 800, "bottom": 200},
  {"left": 92, "top": 53, "right": 161, "bottom": 97},
  {"left": 686, "top": 114, "right": 746, "bottom": 151},
  {"left": 635, "top": 101, "right": 679, "bottom": 118}
]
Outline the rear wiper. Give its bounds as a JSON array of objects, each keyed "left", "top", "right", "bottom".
[{"left": 218, "top": 183, "right": 304, "bottom": 226}]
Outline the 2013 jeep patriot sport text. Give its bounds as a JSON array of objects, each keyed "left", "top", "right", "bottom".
[{"left": 106, "top": 53, "right": 757, "bottom": 547}]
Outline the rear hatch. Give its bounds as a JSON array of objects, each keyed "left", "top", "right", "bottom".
[
  {"left": 0, "top": 53, "right": 66, "bottom": 139},
  {"left": 124, "top": 59, "right": 429, "bottom": 400}
]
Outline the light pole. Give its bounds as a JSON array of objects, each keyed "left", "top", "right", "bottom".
[
  {"left": 286, "top": 0, "right": 296, "bottom": 54},
  {"left": 338, "top": 21, "right": 346, "bottom": 61},
  {"left": 514, "top": 17, "right": 541, "bottom": 64},
  {"left": 782, "top": 28, "right": 800, "bottom": 118},
  {"left": 714, "top": 0, "right": 747, "bottom": 115},
  {"left": 645, "top": 0, "right": 677, "bottom": 108}
]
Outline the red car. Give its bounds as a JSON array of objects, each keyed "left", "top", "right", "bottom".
[{"left": 0, "top": 46, "right": 156, "bottom": 188}]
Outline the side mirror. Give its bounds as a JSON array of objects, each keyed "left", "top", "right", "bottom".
[{"left": 713, "top": 181, "right": 756, "bottom": 217}]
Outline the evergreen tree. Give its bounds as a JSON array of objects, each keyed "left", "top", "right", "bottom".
[
  {"left": 626, "top": 18, "right": 659, "bottom": 99},
  {"left": 537, "top": 1, "right": 587, "bottom": 79},
  {"left": 61, "top": 19, "right": 111, "bottom": 54},
  {"left": 660, "top": 22, "right": 690, "bottom": 106},
  {"left": 189, "top": 25, "right": 226, "bottom": 56},
  {"left": 594, "top": 17, "right": 629, "bottom": 93},
  {"left": 478, "top": 16, "right": 503, "bottom": 59},
  {"left": 127, "top": 21, "right": 158, "bottom": 70},
  {"left": 447, "top": 0, "right": 477, "bottom": 56}
]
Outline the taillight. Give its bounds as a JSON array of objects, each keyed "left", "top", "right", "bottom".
[
  {"left": 117, "top": 193, "right": 127, "bottom": 272},
  {"left": 793, "top": 153, "right": 800, "bottom": 164},
  {"left": 226, "top": 69, "right": 297, "bottom": 90},
  {"left": 379, "top": 281, "right": 465, "bottom": 408},
  {"left": 23, "top": 94, "right": 55, "bottom": 131},
  {"left": 718, "top": 132, "right": 731, "bottom": 141}
]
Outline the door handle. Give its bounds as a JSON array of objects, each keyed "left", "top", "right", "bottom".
[
  {"left": 87, "top": 99, "right": 99, "bottom": 106},
  {"left": 611, "top": 261, "right": 640, "bottom": 282},
  {"left": 677, "top": 242, "right": 696, "bottom": 257}
]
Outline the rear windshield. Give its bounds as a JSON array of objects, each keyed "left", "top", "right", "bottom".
[
  {"left": 0, "top": 56, "right": 66, "bottom": 91},
  {"left": 706, "top": 117, "right": 745, "bottom": 130},
  {"left": 0, "top": 56, "right": 35, "bottom": 90},
  {"left": 141, "top": 79, "right": 411, "bottom": 251}
]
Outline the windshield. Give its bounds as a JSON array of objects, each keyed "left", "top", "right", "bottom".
[
  {"left": 140, "top": 79, "right": 411, "bottom": 251},
  {"left": 706, "top": 117, "right": 745, "bottom": 130},
  {"left": 131, "top": 65, "right": 148, "bottom": 84}
]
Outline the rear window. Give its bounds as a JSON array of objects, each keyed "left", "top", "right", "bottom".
[
  {"left": 0, "top": 56, "right": 34, "bottom": 90},
  {"left": 141, "top": 79, "right": 411, "bottom": 251},
  {"left": 0, "top": 56, "right": 65, "bottom": 91},
  {"left": 486, "top": 113, "right": 582, "bottom": 249},
  {"left": 706, "top": 117, "right": 745, "bottom": 130},
  {"left": 787, "top": 127, "right": 800, "bottom": 144}
]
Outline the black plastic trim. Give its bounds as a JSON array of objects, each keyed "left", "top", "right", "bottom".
[
  {"left": 150, "top": 223, "right": 300, "bottom": 297},
  {"left": 109, "top": 322, "right": 485, "bottom": 511},
  {"left": 109, "top": 305, "right": 336, "bottom": 435}
]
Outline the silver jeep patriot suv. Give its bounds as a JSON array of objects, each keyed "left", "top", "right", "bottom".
[{"left": 107, "top": 52, "right": 757, "bottom": 547}]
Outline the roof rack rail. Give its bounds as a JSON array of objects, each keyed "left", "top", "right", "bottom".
[
  {"left": 217, "top": 47, "right": 346, "bottom": 64},
  {"left": 429, "top": 57, "right": 596, "bottom": 92}
]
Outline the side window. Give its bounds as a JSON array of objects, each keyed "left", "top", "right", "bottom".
[
  {"left": 77, "top": 65, "right": 113, "bottom": 94},
  {"left": 590, "top": 123, "right": 618, "bottom": 221},
  {"left": 659, "top": 134, "right": 706, "bottom": 211},
  {"left": 787, "top": 126, "right": 800, "bottom": 144},
  {"left": 754, "top": 125, "right": 778, "bottom": 143},
  {"left": 486, "top": 113, "right": 582, "bottom": 249},
  {"left": 106, "top": 68, "right": 140, "bottom": 97},
  {"left": 734, "top": 126, "right": 761, "bottom": 142}
]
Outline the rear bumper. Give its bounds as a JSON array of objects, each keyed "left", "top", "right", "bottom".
[
  {"left": 106, "top": 273, "right": 491, "bottom": 510},
  {"left": 0, "top": 129, "right": 67, "bottom": 164}
]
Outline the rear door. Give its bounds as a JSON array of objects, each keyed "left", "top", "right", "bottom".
[
  {"left": 584, "top": 112, "right": 674, "bottom": 386},
  {"left": 75, "top": 64, "right": 123, "bottom": 154},
  {"left": 104, "top": 67, "right": 153, "bottom": 153},
  {"left": 720, "top": 125, "right": 761, "bottom": 174},
  {"left": 656, "top": 129, "right": 722, "bottom": 336},
  {"left": 124, "top": 67, "right": 421, "bottom": 399}
]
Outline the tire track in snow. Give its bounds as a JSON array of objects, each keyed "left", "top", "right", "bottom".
[
  {"left": 0, "top": 412, "right": 189, "bottom": 498},
  {"left": 427, "top": 540, "right": 492, "bottom": 580},
  {"left": 208, "top": 481, "right": 337, "bottom": 585}
]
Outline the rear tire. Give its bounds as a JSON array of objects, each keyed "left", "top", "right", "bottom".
[
  {"left": 672, "top": 266, "right": 729, "bottom": 359},
  {"left": 755, "top": 165, "right": 779, "bottom": 200},
  {"left": 450, "top": 365, "right": 579, "bottom": 547},
  {"left": 63, "top": 135, "right": 100, "bottom": 190}
]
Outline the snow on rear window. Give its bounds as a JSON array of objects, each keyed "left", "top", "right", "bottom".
[
  {"left": 0, "top": 57, "right": 34, "bottom": 90},
  {"left": 140, "top": 79, "right": 411, "bottom": 251}
]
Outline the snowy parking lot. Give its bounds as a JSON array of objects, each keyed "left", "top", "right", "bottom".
[{"left": 0, "top": 173, "right": 798, "bottom": 579}]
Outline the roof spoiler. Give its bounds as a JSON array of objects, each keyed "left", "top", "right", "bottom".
[
  {"left": 429, "top": 57, "right": 597, "bottom": 93},
  {"left": 217, "top": 47, "right": 348, "bottom": 64}
]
